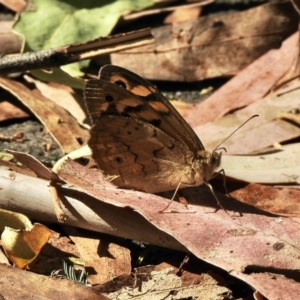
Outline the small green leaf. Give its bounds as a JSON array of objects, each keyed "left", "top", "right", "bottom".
[
  {"left": 30, "top": 68, "right": 85, "bottom": 89},
  {"left": 14, "top": 0, "right": 154, "bottom": 77}
]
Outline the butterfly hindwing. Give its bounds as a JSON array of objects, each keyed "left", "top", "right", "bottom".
[{"left": 89, "top": 115, "right": 198, "bottom": 193}]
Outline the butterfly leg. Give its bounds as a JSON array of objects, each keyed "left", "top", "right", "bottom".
[
  {"left": 207, "top": 167, "right": 231, "bottom": 198},
  {"left": 159, "top": 181, "right": 183, "bottom": 212},
  {"left": 204, "top": 181, "right": 229, "bottom": 214},
  {"left": 211, "top": 168, "right": 229, "bottom": 196},
  {"left": 210, "top": 169, "right": 243, "bottom": 216}
]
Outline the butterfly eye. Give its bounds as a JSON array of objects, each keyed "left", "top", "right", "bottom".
[
  {"left": 209, "top": 152, "right": 221, "bottom": 167},
  {"left": 114, "top": 80, "right": 126, "bottom": 89},
  {"left": 105, "top": 94, "right": 114, "bottom": 102}
]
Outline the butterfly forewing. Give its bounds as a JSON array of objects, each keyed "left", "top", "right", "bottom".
[
  {"left": 98, "top": 65, "right": 205, "bottom": 153},
  {"left": 85, "top": 79, "right": 192, "bottom": 148}
]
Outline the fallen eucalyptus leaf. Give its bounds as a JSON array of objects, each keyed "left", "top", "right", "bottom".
[{"left": 220, "top": 143, "right": 300, "bottom": 184}]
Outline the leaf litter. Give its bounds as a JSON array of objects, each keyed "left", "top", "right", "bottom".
[
  {"left": 57, "top": 159, "right": 300, "bottom": 297},
  {"left": 1, "top": 1, "right": 300, "bottom": 298}
]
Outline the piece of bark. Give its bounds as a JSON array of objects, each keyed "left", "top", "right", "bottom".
[{"left": 0, "top": 165, "right": 187, "bottom": 252}]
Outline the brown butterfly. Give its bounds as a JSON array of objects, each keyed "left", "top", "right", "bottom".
[{"left": 84, "top": 65, "right": 221, "bottom": 193}]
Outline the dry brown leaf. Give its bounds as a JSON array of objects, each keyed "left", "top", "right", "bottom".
[
  {"left": 124, "top": 1, "right": 210, "bottom": 22},
  {"left": 6, "top": 150, "right": 62, "bottom": 181},
  {"left": 0, "top": 89, "right": 30, "bottom": 122},
  {"left": 185, "top": 32, "right": 298, "bottom": 127},
  {"left": 57, "top": 160, "right": 300, "bottom": 298},
  {"left": 2, "top": 162, "right": 300, "bottom": 298},
  {"left": 0, "top": 20, "right": 22, "bottom": 54},
  {"left": 112, "top": 2, "right": 298, "bottom": 82},
  {"left": 106, "top": 267, "right": 228, "bottom": 299},
  {"left": 0, "top": 158, "right": 38, "bottom": 178},
  {"left": 0, "top": 76, "right": 89, "bottom": 154},
  {"left": 107, "top": 258, "right": 233, "bottom": 299},
  {"left": 230, "top": 183, "right": 300, "bottom": 216},
  {"left": 193, "top": 78, "right": 300, "bottom": 154},
  {"left": 66, "top": 228, "right": 131, "bottom": 285},
  {"left": 164, "top": 4, "right": 203, "bottom": 24},
  {"left": 25, "top": 76, "right": 87, "bottom": 125},
  {"left": 0, "top": 100, "right": 30, "bottom": 122},
  {"left": 0, "top": 264, "right": 109, "bottom": 299},
  {"left": 233, "top": 272, "right": 300, "bottom": 300},
  {"left": 0, "top": 0, "right": 27, "bottom": 13},
  {"left": 219, "top": 143, "right": 300, "bottom": 184}
]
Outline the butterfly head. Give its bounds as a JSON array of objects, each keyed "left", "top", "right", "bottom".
[
  {"left": 196, "top": 150, "right": 222, "bottom": 182},
  {"left": 208, "top": 150, "right": 222, "bottom": 168}
]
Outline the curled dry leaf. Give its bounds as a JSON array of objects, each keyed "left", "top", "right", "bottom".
[
  {"left": 6, "top": 150, "right": 61, "bottom": 181},
  {"left": 0, "top": 209, "right": 52, "bottom": 268},
  {"left": 0, "top": 77, "right": 89, "bottom": 154}
]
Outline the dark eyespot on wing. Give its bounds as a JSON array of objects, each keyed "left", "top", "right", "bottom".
[
  {"left": 114, "top": 156, "right": 123, "bottom": 164},
  {"left": 114, "top": 80, "right": 126, "bottom": 89},
  {"left": 105, "top": 94, "right": 114, "bottom": 102}
]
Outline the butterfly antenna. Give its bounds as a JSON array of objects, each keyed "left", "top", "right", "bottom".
[{"left": 214, "top": 114, "right": 259, "bottom": 151}]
